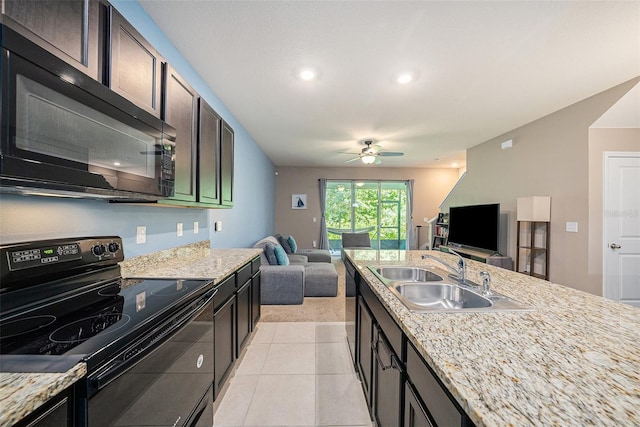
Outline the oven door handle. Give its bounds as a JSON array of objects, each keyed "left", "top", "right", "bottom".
[{"left": 89, "top": 287, "right": 217, "bottom": 391}]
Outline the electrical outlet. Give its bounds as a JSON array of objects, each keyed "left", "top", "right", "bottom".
[
  {"left": 136, "top": 226, "right": 146, "bottom": 244},
  {"left": 194, "top": 221, "right": 199, "bottom": 234},
  {"left": 313, "top": 217, "right": 317, "bottom": 223},
  {"left": 423, "top": 217, "right": 429, "bottom": 223},
  {"left": 177, "top": 222, "right": 183, "bottom": 237},
  {"left": 215, "top": 221, "right": 222, "bottom": 232},
  {"left": 312, "top": 240, "right": 317, "bottom": 248}
]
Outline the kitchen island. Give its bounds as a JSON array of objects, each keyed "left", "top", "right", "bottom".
[
  {"left": 0, "top": 241, "right": 261, "bottom": 427},
  {"left": 345, "top": 249, "right": 640, "bottom": 426}
]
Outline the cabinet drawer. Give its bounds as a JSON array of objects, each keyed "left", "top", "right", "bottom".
[
  {"left": 251, "top": 257, "right": 261, "bottom": 275},
  {"left": 236, "top": 262, "right": 252, "bottom": 287},
  {"left": 407, "top": 342, "right": 463, "bottom": 427},
  {"left": 361, "top": 279, "right": 402, "bottom": 357},
  {"left": 214, "top": 275, "right": 236, "bottom": 311}
]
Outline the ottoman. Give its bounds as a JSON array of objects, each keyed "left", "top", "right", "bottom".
[
  {"left": 304, "top": 263, "right": 338, "bottom": 297},
  {"left": 297, "top": 248, "right": 332, "bottom": 263}
]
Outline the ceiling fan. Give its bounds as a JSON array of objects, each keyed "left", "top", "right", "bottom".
[{"left": 342, "top": 140, "right": 404, "bottom": 164}]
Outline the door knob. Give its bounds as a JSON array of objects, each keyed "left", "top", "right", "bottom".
[{"left": 609, "top": 243, "right": 622, "bottom": 249}]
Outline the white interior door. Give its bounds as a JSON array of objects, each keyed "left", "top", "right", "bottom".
[{"left": 603, "top": 152, "right": 640, "bottom": 306}]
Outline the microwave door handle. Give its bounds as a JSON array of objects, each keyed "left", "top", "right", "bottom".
[{"left": 90, "top": 288, "right": 217, "bottom": 390}]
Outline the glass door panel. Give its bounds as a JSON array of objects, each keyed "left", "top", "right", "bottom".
[{"left": 325, "top": 180, "right": 408, "bottom": 252}]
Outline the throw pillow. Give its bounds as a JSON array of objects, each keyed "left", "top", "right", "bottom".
[
  {"left": 277, "top": 234, "right": 293, "bottom": 254},
  {"left": 264, "top": 242, "right": 278, "bottom": 265},
  {"left": 287, "top": 235, "right": 298, "bottom": 253},
  {"left": 273, "top": 244, "right": 290, "bottom": 265}
]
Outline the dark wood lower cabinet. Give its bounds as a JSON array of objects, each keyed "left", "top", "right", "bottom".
[
  {"left": 404, "top": 383, "right": 433, "bottom": 427},
  {"left": 19, "top": 390, "right": 71, "bottom": 427},
  {"left": 372, "top": 326, "right": 403, "bottom": 427},
  {"left": 357, "top": 296, "right": 373, "bottom": 408},
  {"left": 236, "top": 279, "right": 252, "bottom": 356},
  {"left": 213, "top": 295, "right": 236, "bottom": 398},
  {"left": 251, "top": 271, "right": 261, "bottom": 329}
]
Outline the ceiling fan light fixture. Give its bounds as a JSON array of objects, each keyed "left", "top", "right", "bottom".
[{"left": 361, "top": 154, "right": 376, "bottom": 164}]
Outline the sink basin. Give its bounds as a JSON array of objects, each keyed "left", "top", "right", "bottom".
[
  {"left": 368, "top": 265, "right": 533, "bottom": 313},
  {"left": 373, "top": 267, "right": 444, "bottom": 282},
  {"left": 391, "top": 283, "right": 492, "bottom": 310}
]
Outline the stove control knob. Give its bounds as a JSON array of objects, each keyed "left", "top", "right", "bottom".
[
  {"left": 92, "top": 244, "right": 106, "bottom": 256},
  {"left": 108, "top": 242, "right": 120, "bottom": 253}
]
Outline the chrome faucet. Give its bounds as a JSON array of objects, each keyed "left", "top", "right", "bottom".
[
  {"left": 479, "top": 271, "right": 491, "bottom": 296},
  {"left": 421, "top": 249, "right": 467, "bottom": 284}
]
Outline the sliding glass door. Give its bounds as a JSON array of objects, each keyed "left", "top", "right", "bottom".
[{"left": 325, "top": 180, "right": 408, "bottom": 252}]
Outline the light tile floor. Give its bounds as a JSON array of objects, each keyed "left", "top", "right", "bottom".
[{"left": 213, "top": 322, "right": 373, "bottom": 427}]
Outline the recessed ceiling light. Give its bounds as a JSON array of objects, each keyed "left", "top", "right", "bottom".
[
  {"left": 299, "top": 68, "right": 317, "bottom": 81},
  {"left": 397, "top": 72, "right": 413, "bottom": 84}
]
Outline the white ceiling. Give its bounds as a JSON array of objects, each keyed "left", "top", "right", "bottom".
[{"left": 139, "top": 1, "right": 640, "bottom": 168}]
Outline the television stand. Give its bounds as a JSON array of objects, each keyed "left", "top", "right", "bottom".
[{"left": 438, "top": 246, "right": 513, "bottom": 270}]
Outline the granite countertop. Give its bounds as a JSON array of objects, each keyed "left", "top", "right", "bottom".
[
  {"left": 345, "top": 249, "right": 640, "bottom": 427},
  {"left": 1, "top": 241, "right": 260, "bottom": 427},
  {"left": 0, "top": 363, "right": 86, "bottom": 427},
  {"left": 119, "top": 240, "right": 262, "bottom": 282}
]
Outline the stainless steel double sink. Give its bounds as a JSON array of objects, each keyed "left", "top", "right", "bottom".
[{"left": 369, "top": 266, "right": 532, "bottom": 313}]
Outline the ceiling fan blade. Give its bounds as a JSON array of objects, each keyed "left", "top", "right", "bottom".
[
  {"left": 339, "top": 151, "right": 362, "bottom": 155},
  {"left": 344, "top": 156, "right": 362, "bottom": 163},
  {"left": 378, "top": 152, "right": 404, "bottom": 157},
  {"left": 374, "top": 157, "right": 382, "bottom": 165}
]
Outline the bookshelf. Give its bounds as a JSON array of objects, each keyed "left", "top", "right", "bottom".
[{"left": 432, "top": 213, "right": 449, "bottom": 249}]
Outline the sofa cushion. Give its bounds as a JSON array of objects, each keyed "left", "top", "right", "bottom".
[
  {"left": 253, "top": 236, "right": 281, "bottom": 265},
  {"left": 274, "top": 245, "right": 290, "bottom": 265},
  {"left": 277, "top": 234, "right": 293, "bottom": 254},
  {"left": 264, "top": 242, "right": 278, "bottom": 265},
  {"left": 288, "top": 235, "right": 298, "bottom": 253}
]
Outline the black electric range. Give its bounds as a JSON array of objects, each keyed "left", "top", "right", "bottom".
[{"left": 0, "top": 237, "right": 217, "bottom": 427}]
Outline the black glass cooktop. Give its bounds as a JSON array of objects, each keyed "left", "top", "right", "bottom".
[{"left": 0, "top": 277, "right": 214, "bottom": 364}]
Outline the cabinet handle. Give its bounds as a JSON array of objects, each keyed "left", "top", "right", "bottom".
[{"left": 371, "top": 334, "right": 402, "bottom": 372}]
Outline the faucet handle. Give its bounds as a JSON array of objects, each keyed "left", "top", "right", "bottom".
[{"left": 479, "top": 271, "right": 491, "bottom": 296}]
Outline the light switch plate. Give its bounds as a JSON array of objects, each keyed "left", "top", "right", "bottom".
[
  {"left": 194, "top": 222, "right": 199, "bottom": 234},
  {"left": 215, "top": 221, "right": 222, "bottom": 232},
  {"left": 566, "top": 222, "right": 578, "bottom": 233},
  {"left": 177, "top": 222, "right": 183, "bottom": 237}
]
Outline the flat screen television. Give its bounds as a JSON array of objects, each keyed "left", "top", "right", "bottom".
[{"left": 447, "top": 203, "right": 500, "bottom": 253}]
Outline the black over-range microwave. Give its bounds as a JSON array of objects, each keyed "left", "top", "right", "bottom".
[{"left": 0, "top": 25, "right": 175, "bottom": 200}]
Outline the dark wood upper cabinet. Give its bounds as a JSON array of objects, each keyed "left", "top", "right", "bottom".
[
  {"left": 162, "top": 65, "right": 198, "bottom": 204},
  {"left": 198, "top": 98, "right": 222, "bottom": 205},
  {"left": 220, "top": 121, "right": 234, "bottom": 207},
  {"left": 108, "top": 7, "right": 163, "bottom": 118},
  {"left": 1, "top": 0, "right": 101, "bottom": 80}
]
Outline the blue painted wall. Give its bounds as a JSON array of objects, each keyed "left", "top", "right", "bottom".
[{"left": 0, "top": 1, "right": 275, "bottom": 257}]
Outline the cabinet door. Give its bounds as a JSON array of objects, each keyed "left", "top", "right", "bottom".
[
  {"left": 404, "top": 383, "right": 433, "bottom": 427},
  {"left": 251, "top": 271, "right": 261, "bottom": 329},
  {"left": 109, "top": 7, "right": 163, "bottom": 117},
  {"left": 2, "top": 0, "right": 101, "bottom": 80},
  {"left": 163, "top": 65, "right": 198, "bottom": 203},
  {"left": 372, "top": 327, "right": 403, "bottom": 427},
  {"left": 198, "top": 99, "right": 221, "bottom": 205},
  {"left": 220, "top": 120, "right": 234, "bottom": 206},
  {"left": 236, "top": 279, "right": 252, "bottom": 356},
  {"left": 213, "top": 296, "right": 236, "bottom": 398},
  {"left": 357, "top": 296, "right": 373, "bottom": 410}
]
